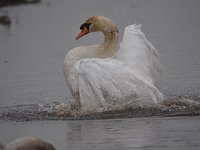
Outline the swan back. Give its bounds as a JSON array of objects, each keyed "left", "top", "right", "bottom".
[{"left": 115, "top": 24, "right": 163, "bottom": 87}]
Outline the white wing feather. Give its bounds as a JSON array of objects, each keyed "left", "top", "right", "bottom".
[
  {"left": 115, "top": 24, "right": 163, "bottom": 87},
  {"left": 75, "top": 58, "right": 163, "bottom": 111}
]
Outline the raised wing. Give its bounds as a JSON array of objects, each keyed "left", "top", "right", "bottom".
[
  {"left": 115, "top": 24, "right": 163, "bottom": 87},
  {"left": 75, "top": 58, "right": 163, "bottom": 112}
]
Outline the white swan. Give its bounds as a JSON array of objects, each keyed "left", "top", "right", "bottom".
[{"left": 64, "top": 16, "right": 163, "bottom": 111}]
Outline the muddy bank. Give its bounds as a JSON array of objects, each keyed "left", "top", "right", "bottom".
[
  {"left": 0, "top": 0, "right": 40, "bottom": 8},
  {"left": 0, "top": 0, "right": 41, "bottom": 25},
  {"left": 0, "top": 15, "right": 11, "bottom": 25}
]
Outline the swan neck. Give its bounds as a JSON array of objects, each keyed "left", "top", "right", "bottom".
[{"left": 97, "top": 29, "right": 119, "bottom": 58}]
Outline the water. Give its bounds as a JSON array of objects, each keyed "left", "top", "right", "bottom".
[
  {"left": 0, "top": 0, "right": 200, "bottom": 149},
  {"left": 1, "top": 117, "right": 200, "bottom": 150}
]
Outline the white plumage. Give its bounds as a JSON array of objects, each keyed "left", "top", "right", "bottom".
[
  {"left": 116, "top": 24, "right": 163, "bottom": 87},
  {"left": 64, "top": 16, "right": 163, "bottom": 112}
]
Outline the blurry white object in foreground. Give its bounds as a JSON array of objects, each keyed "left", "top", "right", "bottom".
[{"left": 1, "top": 137, "right": 55, "bottom": 150}]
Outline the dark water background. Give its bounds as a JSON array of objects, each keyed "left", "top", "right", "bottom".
[{"left": 0, "top": 0, "right": 200, "bottom": 149}]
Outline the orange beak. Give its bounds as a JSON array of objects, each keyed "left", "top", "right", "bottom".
[{"left": 76, "top": 28, "right": 89, "bottom": 40}]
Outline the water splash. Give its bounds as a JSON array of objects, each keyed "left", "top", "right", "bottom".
[{"left": 0, "top": 97, "right": 200, "bottom": 121}]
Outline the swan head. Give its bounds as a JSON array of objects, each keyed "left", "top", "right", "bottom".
[{"left": 76, "top": 16, "right": 118, "bottom": 40}]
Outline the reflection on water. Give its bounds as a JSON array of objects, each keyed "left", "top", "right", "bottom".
[
  {"left": 64, "top": 117, "right": 200, "bottom": 150},
  {"left": 0, "top": 116, "right": 200, "bottom": 150}
]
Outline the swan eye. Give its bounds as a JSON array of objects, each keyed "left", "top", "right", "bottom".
[{"left": 80, "top": 23, "right": 92, "bottom": 30}]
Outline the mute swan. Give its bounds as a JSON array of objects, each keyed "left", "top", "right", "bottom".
[
  {"left": 1, "top": 137, "right": 55, "bottom": 150},
  {"left": 64, "top": 16, "right": 163, "bottom": 111}
]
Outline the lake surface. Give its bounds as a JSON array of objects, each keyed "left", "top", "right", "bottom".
[
  {"left": 0, "top": 0, "right": 200, "bottom": 149},
  {"left": 1, "top": 116, "right": 200, "bottom": 150}
]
